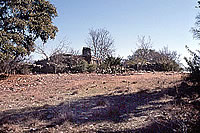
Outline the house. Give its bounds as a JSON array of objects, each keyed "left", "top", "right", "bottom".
[{"left": 32, "top": 47, "right": 100, "bottom": 73}]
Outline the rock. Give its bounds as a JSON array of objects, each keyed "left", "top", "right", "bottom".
[
  {"left": 132, "top": 81, "right": 137, "bottom": 84},
  {"left": 124, "top": 89, "right": 129, "bottom": 92},
  {"left": 38, "top": 82, "right": 43, "bottom": 85},
  {"left": 166, "top": 73, "right": 173, "bottom": 75},
  {"left": 116, "top": 90, "right": 123, "bottom": 93},
  {"left": 9, "top": 87, "right": 14, "bottom": 91},
  {"left": 134, "top": 73, "right": 145, "bottom": 75},
  {"left": 71, "top": 91, "right": 78, "bottom": 95},
  {"left": 115, "top": 87, "right": 121, "bottom": 90},
  {"left": 29, "top": 128, "right": 37, "bottom": 131}
]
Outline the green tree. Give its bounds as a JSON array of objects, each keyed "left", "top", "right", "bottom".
[
  {"left": 0, "top": 0, "right": 58, "bottom": 73},
  {"left": 99, "top": 56, "right": 122, "bottom": 74},
  {"left": 128, "top": 43, "right": 181, "bottom": 71}
]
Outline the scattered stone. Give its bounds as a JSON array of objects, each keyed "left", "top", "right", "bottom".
[
  {"left": 115, "top": 87, "right": 121, "bottom": 90},
  {"left": 124, "top": 89, "right": 129, "bottom": 92},
  {"left": 132, "top": 81, "right": 137, "bottom": 84},
  {"left": 9, "top": 87, "right": 15, "bottom": 91},
  {"left": 134, "top": 73, "right": 145, "bottom": 75},
  {"left": 49, "top": 96, "right": 54, "bottom": 98},
  {"left": 166, "top": 73, "right": 173, "bottom": 75},
  {"left": 91, "top": 85, "right": 97, "bottom": 88},
  {"left": 116, "top": 90, "right": 123, "bottom": 93},
  {"left": 70, "top": 91, "right": 78, "bottom": 95},
  {"left": 29, "top": 128, "right": 37, "bottom": 132}
]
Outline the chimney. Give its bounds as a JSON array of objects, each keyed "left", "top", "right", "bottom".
[{"left": 82, "top": 47, "right": 91, "bottom": 63}]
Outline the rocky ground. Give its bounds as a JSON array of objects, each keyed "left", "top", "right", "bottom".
[{"left": 0, "top": 72, "right": 199, "bottom": 133}]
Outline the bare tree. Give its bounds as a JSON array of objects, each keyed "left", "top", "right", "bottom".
[
  {"left": 136, "top": 35, "right": 152, "bottom": 50},
  {"left": 159, "top": 46, "right": 181, "bottom": 71},
  {"left": 131, "top": 35, "right": 153, "bottom": 68},
  {"left": 68, "top": 48, "right": 80, "bottom": 56},
  {"left": 50, "top": 39, "right": 70, "bottom": 56},
  {"left": 159, "top": 46, "right": 180, "bottom": 63},
  {"left": 86, "top": 28, "right": 115, "bottom": 60},
  {"left": 34, "top": 38, "right": 83, "bottom": 74},
  {"left": 35, "top": 38, "right": 71, "bottom": 59}
]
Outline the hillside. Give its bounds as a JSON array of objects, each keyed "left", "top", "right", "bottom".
[{"left": 0, "top": 72, "right": 199, "bottom": 132}]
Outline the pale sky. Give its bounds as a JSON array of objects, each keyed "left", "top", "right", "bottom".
[{"left": 32, "top": 0, "right": 200, "bottom": 66}]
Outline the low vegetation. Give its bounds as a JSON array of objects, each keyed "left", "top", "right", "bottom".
[{"left": 184, "top": 46, "right": 200, "bottom": 85}]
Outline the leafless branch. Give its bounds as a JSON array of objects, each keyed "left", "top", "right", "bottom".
[{"left": 86, "top": 28, "right": 115, "bottom": 60}]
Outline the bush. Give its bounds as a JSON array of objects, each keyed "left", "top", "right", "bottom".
[
  {"left": 15, "top": 63, "right": 32, "bottom": 74},
  {"left": 97, "top": 56, "right": 122, "bottom": 74},
  {"left": 0, "top": 56, "right": 32, "bottom": 74},
  {"left": 127, "top": 46, "right": 182, "bottom": 72},
  {"left": 184, "top": 46, "right": 200, "bottom": 85},
  {"left": 87, "top": 64, "right": 97, "bottom": 73},
  {"left": 71, "top": 60, "right": 88, "bottom": 73}
]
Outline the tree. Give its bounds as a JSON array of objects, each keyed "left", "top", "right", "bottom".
[
  {"left": 191, "top": 1, "right": 200, "bottom": 40},
  {"left": 129, "top": 36, "right": 153, "bottom": 69},
  {"left": 0, "top": 0, "right": 58, "bottom": 73},
  {"left": 35, "top": 38, "right": 70, "bottom": 59},
  {"left": 184, "top": 46, "right": 200, "bottom": 85},
  {"left": 34, "top": 38, "right": 83, "bottom": 74},
  {"left": 128, "top": 36, "right": 181, "bottom": 71},
  {"left": 98, "top": 56, "right": 122, "bottom": 74},
  {"left": 86, "top": 28, "right": 115, "bottom": 60},
  {"left": 184, "top": 1, "right": 200, "bottom": 85},
  {"left": 159, "top": 46, "right": 181, "bottom": 71}
]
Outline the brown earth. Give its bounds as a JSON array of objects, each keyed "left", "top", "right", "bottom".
[{"left": 0, "top": 72, "right": 199, "bottom": 132}]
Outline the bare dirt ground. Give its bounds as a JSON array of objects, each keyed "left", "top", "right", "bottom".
[{"left": 0, "top": 72, "right": 199, "bottom": 132}]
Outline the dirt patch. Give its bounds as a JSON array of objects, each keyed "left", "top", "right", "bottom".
[{"left": 0, "top": 72, "right": 199, "bottom": 132}]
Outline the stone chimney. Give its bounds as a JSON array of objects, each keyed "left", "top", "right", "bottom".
[{"left": 82, "top": 47, "right": 91, "bottom": 63}]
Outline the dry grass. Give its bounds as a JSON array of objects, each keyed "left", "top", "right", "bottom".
[{"left": 0, "top": 72, "right": 199, "bottom": 132}]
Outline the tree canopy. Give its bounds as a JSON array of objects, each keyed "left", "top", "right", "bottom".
[
  {"left": 127, "top": 36, "right": 181, "bottom": 71},
  {"left": 0, "top": 0, "right": 58, "bottom": 68}
]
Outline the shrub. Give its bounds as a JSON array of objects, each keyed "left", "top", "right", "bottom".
[
  {"left": 15, "top": 63, "right": 32, "bottom": 74},
  {"left": 184, "top": 46, "right": 200, "bottom": 85},
  {"left": 87, "top": 64, "right": 97, "bottom": 73},
  {"left": 97, "top": 56, "right": 122, "bottom": 74},
  {"left": 71, "top": 59, "right": 88, "bottom": 73},
  {"left": 0, "top": 56, "right": 32, "bottom": 74}
]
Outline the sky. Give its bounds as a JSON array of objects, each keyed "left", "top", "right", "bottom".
[{"left": 33, "top": 0, "right": 200, "bottom": 65}]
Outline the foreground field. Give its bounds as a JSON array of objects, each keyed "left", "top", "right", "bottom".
[{"left": 0, "top": 72, "right": 199, "bottom": 132}]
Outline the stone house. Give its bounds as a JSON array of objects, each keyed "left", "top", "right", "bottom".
[{"left": 32, "top": 47, "right": 100, "bottom": 73}]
